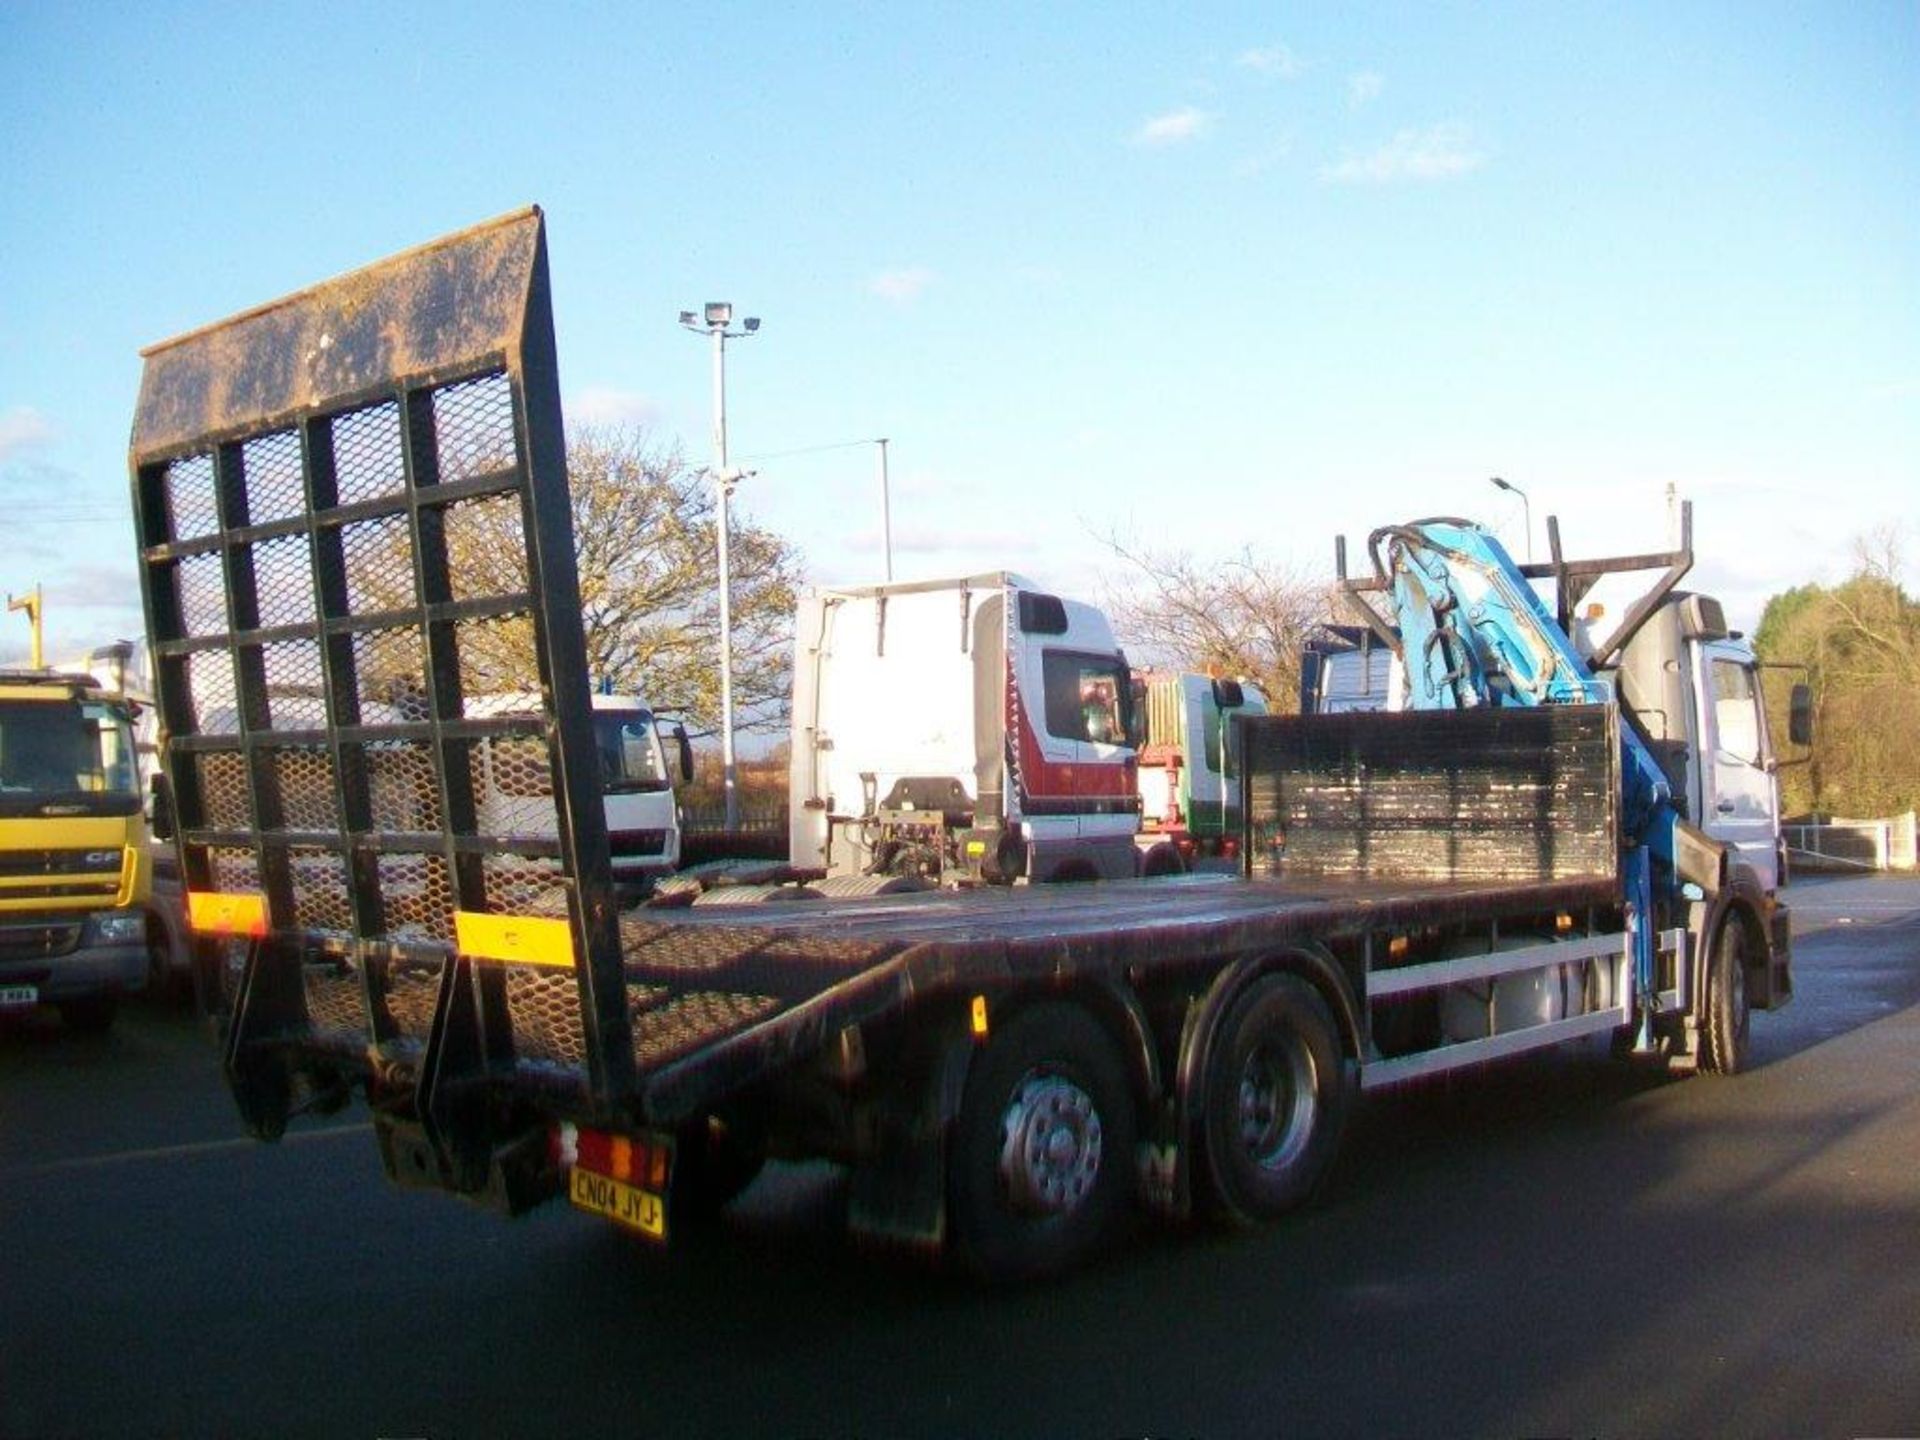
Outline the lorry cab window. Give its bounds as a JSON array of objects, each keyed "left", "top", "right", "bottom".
[
  {"left": 1711, "top": 660, "right": 1761, "bottom": 765},
  {"left": 1042, "top": 651, "right": 1129, "bottom": 746},
  {"left": 595, "top": 711, "right": 669, "bottom": 792},
  {"left": 0, "top": 700, "right": 138, "bottom": 795}
]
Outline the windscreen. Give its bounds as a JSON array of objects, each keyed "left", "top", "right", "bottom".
[
  {"left": 594, "top": 710, "right": 667, "bottom": 792},
  {"left": 0, "top": 699, "right": 141, "bottom": 812}
]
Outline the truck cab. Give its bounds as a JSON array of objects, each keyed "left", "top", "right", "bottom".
[
  {"left": 1134, "top": 671, "right": 1266, "bottom": 870},
  {"left": 1298, "top": 624, "right": 1402, "bottom": 714},
  {"left": 468, "top": 692, "right": 690, "bottom": 895},
  {"left": 0, "top": 671, "right": 153, "bottom": 1031},
  {"left": 790, "top": 573, "right": 1144, "bottom": 885},
  {"left": 1605, "top": 595, "right": 1787, "bottom": 894}
]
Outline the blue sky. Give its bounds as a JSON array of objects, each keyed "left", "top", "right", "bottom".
[{"left": 2, "top": 2, "right": 1914, "bottom": 667}]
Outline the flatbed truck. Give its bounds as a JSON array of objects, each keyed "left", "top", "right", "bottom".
[{"left": 130, "top": 208, "right": 1795, "bottom": 1278}]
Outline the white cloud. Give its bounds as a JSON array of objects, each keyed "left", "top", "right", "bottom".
[
  {"left": 1236, "top": 45, "right": 1303, "bottom": 79},
  {"left": 568, "top": 387, "right": 663, "bottom": 428},
  {"left": 1348, "top": 71, "right": 1384, "bottom": 108},
  {"left": 1320, "top": 122, "right": 1486, "bottom": 184},
  {"left": 1132, "top": 107, "right": 1214, "bottom": 147},
  {"left": 0, "top": 406, "right": 53, "bottom": 461},
  {"left": 869, "top": 267, "right": 936, "bottom": 304}
]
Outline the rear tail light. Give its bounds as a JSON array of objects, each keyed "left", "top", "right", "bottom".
[{"left": 558, "top": 1124, "right": 669, "bottom": 1189}]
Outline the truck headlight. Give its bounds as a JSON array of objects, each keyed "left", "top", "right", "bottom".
[{"left": 87, "top": 911, "right": 146, "bottom": 945}]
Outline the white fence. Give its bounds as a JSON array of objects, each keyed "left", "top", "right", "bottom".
[{"left": 1784, "top": 811, "right": 1918, "bottom": 873}]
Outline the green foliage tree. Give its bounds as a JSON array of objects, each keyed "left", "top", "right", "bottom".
[
  {"left": 1755, "top": 527, "right": 1920, "bottom": 818},
  {"left": 565, "top": 427, "right": 801, "bottom": 737},
  {"left": 380, "top": 426, "right": 802, "bottom": 737}
]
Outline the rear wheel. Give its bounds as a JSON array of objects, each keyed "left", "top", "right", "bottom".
[
  {"left": 1139, "top": 842, "right": 1186, "bottom": 878},
  {"left": 1700, "top": 915, "right": 1751, "bottom": 1075},
  {"left": 948, "top": 1004, "right": 1137, "bottom": 1280},
  {"left": 1199, "top": 975, "right": 1349, "bottom": 1226}
]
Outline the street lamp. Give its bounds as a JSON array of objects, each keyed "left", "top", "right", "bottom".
[
  {"left": 680, "top": 302, "right": 761, "bottom": 832},
  {"left": 1489, "top": 476, "right": 1532, "bottom": 562}
]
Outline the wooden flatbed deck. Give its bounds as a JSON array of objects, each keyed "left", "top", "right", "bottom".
[{"left": 591, "top": 871, "right": 1617, "bottom": 1122}]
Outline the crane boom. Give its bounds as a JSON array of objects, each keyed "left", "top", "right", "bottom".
[{"left": 1359, "top": 516, "right": 1723, "bottom": 1031}]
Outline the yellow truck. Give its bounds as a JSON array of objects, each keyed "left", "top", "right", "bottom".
[{"left": 0, "top": 669, "right": 154, "bottom": 1032}]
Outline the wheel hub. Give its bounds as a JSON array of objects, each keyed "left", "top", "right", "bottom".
[
  {"left": 1236, "top": 1040, "right": 1317, "bottom": 1173},
  {"left": 998, "top": 1071, "right": 1103, "bottom": 1216}
]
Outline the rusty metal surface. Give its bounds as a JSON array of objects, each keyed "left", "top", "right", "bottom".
[
  {"left": 131, "top": 207, "right": 542, "bottom": 460},
  {"left": 1242, "top": 705, "right": 1619, "bottom": 884},
  {"left": 605, "top": 871, "right": 1619, "bottom": 1122}
]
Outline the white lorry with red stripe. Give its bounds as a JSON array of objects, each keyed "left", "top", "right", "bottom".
[{"left": 788, "top": 574, "right": 1145, "bottom": 887}]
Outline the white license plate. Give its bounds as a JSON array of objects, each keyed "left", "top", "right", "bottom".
[{"left": 0, "top": 984, "right": 39, "bottom": 1012}]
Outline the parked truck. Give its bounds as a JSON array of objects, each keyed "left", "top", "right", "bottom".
[
  {"left": 1132, "top": 670, "right": 1265, "bottom": 872},
  {"left": 1298, "top": 624, "right": 1400, "bottom": 714},
  {"left": 0, "top": 666, "right": 157, "bottom": 1031},
  {"left": 132, "top": 208, "right": 1799, "bottom": 1280},
  {"left": 787, "top": 574, "right": 1144, "bottom": 889},
  {"left": 469, "top": 691, "right": 691, "bottom": 896}
]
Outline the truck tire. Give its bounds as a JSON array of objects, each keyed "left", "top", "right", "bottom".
[
  {"left": 1139, "top": 842, "right": 1185, "bottom": 878},
  {"left": 948, "top": 1003, "right": 1137, "bottom": 1280},
  {"left": 58, "top": 995, "right": 119, "bottom": 1035},
  {"left": 1700, "top": 914, "right": 1751, "bottom": 1076},
  {"left": 1198, "top": 974, "right": 1349, "bottom": 1226}
]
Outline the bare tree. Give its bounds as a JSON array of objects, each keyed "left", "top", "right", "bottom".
[{"left": 1098, "top": 534, "right": 1331, "bottom": 709}]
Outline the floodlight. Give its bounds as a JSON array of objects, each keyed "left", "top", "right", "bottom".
[
  {"left": 678, "top": 310, "right": 696, "bottom": 326},
  {"left": 743, "top": 317, "right": 760, "bottom": 334},
  {"left": 704, "top": 302, "right": 732, "bottom": 326}
]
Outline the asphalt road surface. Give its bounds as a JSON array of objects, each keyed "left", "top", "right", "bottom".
[{"left": 4, "top": 874, "right": 1917, "bottom": 1439}]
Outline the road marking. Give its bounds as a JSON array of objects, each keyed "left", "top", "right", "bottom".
[{"left": 2, "top": 1122, "right": 370, "bottom": 1179}]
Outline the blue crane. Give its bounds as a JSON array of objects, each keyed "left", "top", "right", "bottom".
[{"left": 1345, "top": 515, "right": 1709, "bottom": 1038}]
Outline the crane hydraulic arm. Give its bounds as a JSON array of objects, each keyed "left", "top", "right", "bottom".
[{"left": 1348, "top": 516, "right": 1725, "bottom": 1032}]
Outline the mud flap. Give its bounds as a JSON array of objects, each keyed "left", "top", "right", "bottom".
[
  {"left": 375, "top": 1114, "right": 559, "bottom": 1216},
  {"left": 846, "top": 1035, "right": 972, "bottom": 1254},
  {"left": 1750, "top": 902, "right": 1794, "bottom": 1011}
]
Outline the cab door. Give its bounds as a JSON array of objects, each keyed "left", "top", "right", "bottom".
[{"left": 1697, "top": 641, "right": 1779, "bottom": 890}]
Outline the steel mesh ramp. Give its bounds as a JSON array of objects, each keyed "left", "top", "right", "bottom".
[{"left": 129, "top": 208, "right": 642, "bottom": 1137}]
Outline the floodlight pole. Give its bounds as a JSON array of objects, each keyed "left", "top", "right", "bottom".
[
  {"left": 875, "top": 437, "right": 893, "bottom": 582},
  {"left": 682, "top": 304, "right": 760, "bottom": 833}
]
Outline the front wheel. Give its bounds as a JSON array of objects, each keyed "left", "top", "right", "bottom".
[
  {"left": 948, "top": 1003, "right": 1137, "bottom": 1280},
  {"left": 1700, "top": 915, "right": 1751, "bottom": 1075},
  {"left": 1198, "top": 974, "right": 1350, "bottom": 1226}
]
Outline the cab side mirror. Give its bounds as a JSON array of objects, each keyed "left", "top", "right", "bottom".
[
  {"left": 149, "top": 772, "right": 176, "bottom": 841},
  {"left": 1211, "top": 677, "right": 1245, "bottom": 709},
  {"left": 1788, "top": 683, "right": 1814, "bottom": 747},
  {"left": 673, "top": 723, "right": 694, "bottom": 785},
  {"left": 1125, "top": 675, "right": 1149, "bottom": 750}
]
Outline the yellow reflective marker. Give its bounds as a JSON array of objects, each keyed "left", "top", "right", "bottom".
[
  {"left": 970, "top": 994, "right": 990, "bottom": 1039},
  {"left": 453, "top": 910, "right": 576, "bottom": 969},
  {"left": 187, "top": 891, "right": 268, "bottom": 937}
]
